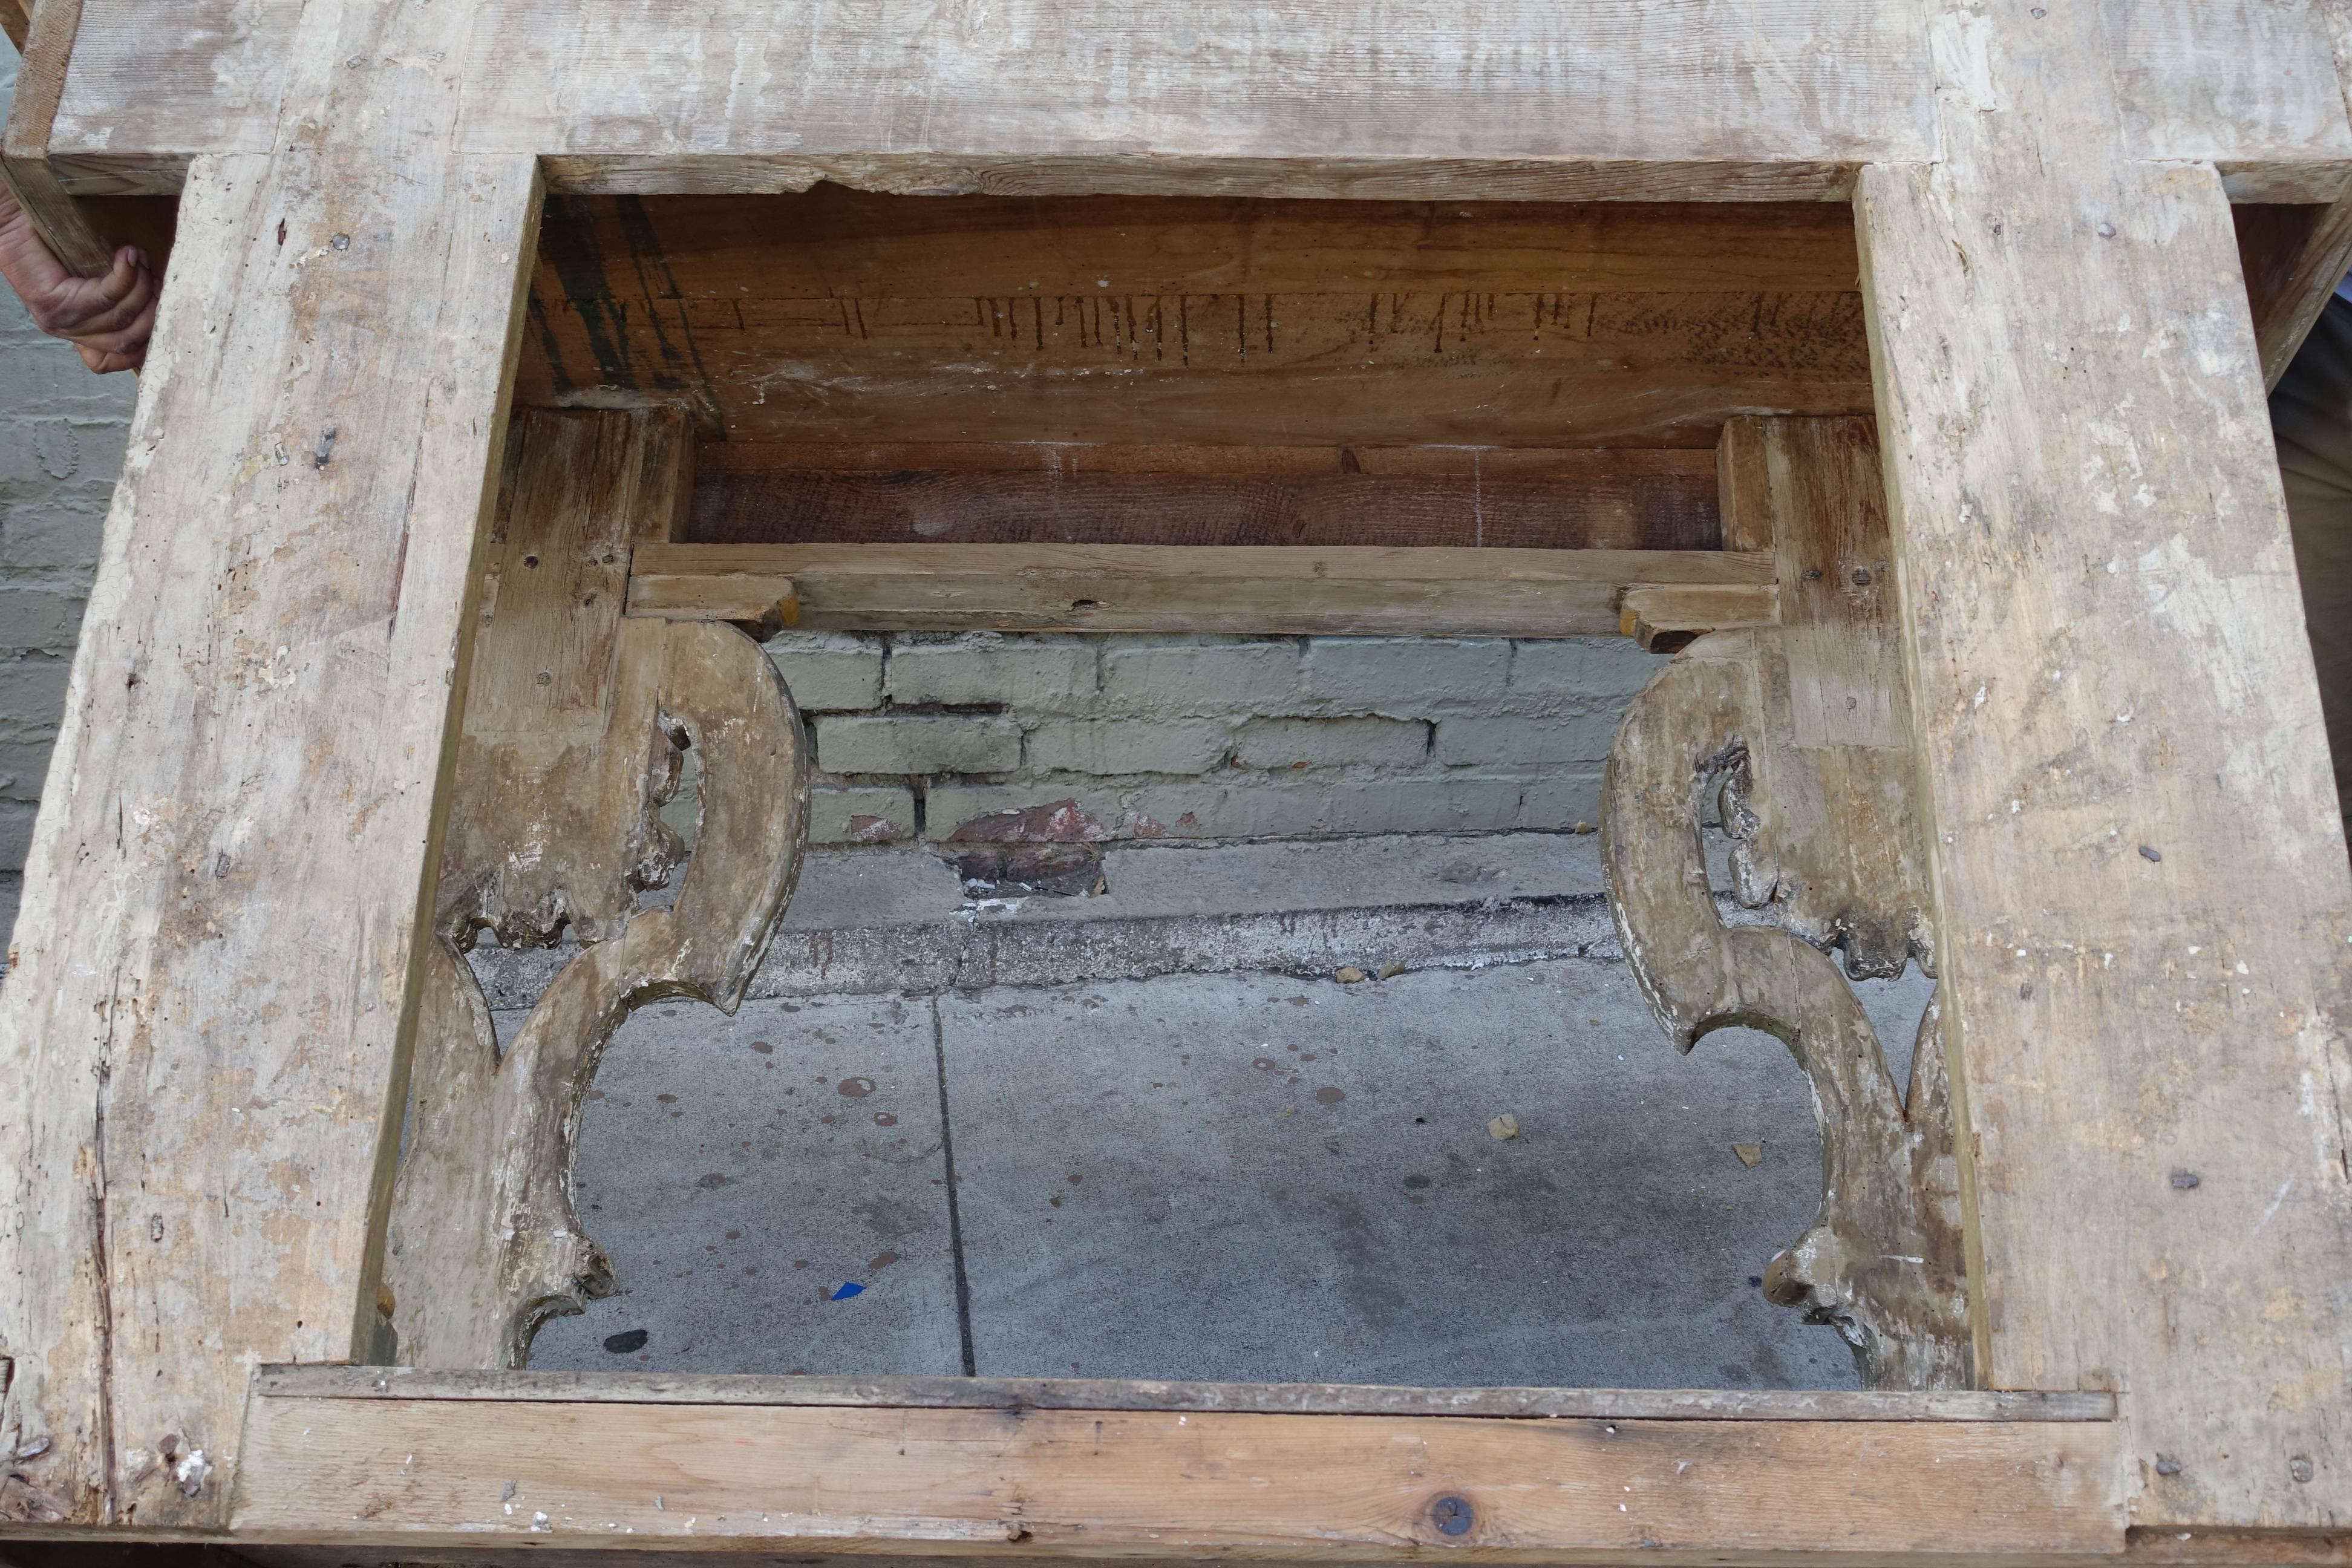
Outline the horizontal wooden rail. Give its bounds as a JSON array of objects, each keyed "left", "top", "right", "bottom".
[
  {"left": 232, "top": 1367, "right": 2123, "bottom": 1560},
  {"left": 259, "top": 1365, "right": 2117, "bottom": 1420},
  {"left": 626, "top": 543, "right": 1777, "bottom": 638}
]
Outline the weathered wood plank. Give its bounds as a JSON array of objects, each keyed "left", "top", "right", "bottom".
[
  {"left": 690, "top": 444, "right": 1721, "bottom": 549},
  {"left": 1, "top": 0, "right": 111, "bottom": 276},
  {"left": 0, "top": 1, "right": 541, "bottom": 1532},
  {"left": 688, "top": 468, "right": 1719, "bottom": 551},
  {"left": 1856, "top": 2, "right": 2352, "bottom": 1533},
  {"left": 545, "top": 191, "right": 1867, "bottom": 299},
  {"left": 2106, "top": 0, "right": 2352, "bottom": 200},
  {"left": 472, "top": 1, "right": 1942, "bottom": 181},
  {"left": 43, "top": 0, "right": 290, "bottom": 166},
  {"left": 625, "top": 543, "right": 1774, "bottom": 638},
  {"left": 535, "top": 287, "right": 1870, "bottom": 450},
  {"left": 519, "top": 191, "right": 1874, "bottom": 451},
  {"left": 521, "top": 190, "right": 1877, "bottom": 449},
  {"left": 232, "top": 1392, "right": 2123, "bottom": 1558},
  {"left": 257, "top": 1364, "right": 2117, "bottom": 1422},
  {"left": 40, "top": 3, "right": 2352, "bottom": 202}
]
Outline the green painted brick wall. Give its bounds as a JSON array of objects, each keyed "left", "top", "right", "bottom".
[{"left": 0, "top": 47, "right": 139, "bottom": 870}]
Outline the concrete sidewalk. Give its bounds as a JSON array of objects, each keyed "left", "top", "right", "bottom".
[{"left": 509, "top": 831, "right": 1931, "bottom": 1391}]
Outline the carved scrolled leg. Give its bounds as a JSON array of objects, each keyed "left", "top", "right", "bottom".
[
  {"left": 1604, "top": 632, "right": 1964, "bottom": 1388},
  {"left": 1600, "top": 417, "right": 1966, "bottom": 1388},
  {"left": 381, "top": 410, "right": 809, "bottom": 1368}
]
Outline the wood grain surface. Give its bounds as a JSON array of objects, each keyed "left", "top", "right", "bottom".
[
  {"left": 1857, "top": 0, "right": 2352, "bottom": 1532},
  {"left": 0, "top": 2, "right": 539, "bottom": 1531},
  {"left": 232, "top": 1390, "right": 2122, "bottom": 1558}
]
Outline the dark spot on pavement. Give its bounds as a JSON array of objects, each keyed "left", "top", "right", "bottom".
[
  {"left": 1316, "top": 1086, "right": 1346, "bottom": 1103},
  {"left": 603, "top": 1328, "right": 649, "bottom": 1354},
  {"left": 838, "top": 1077, "right": 875, "bottom": 1098},
  {"left": 697, "top": 1172, "right": 732, "bottom": 1189}
]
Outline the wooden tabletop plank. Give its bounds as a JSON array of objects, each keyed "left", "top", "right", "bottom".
[
  {"left": 39, "top": 2, "right": 2351, "bottom": 202},
  {"left": 232, "top": 1391, "right": 2123, "bottom": 1558}
]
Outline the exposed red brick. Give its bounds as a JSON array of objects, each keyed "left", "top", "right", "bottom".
[{"left": 947, "top": 797, "right": 1107, "bottom": 843}]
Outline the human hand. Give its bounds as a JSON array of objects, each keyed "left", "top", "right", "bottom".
[{"left": 0, "top": 182, "right": 155, "bottom": 373}]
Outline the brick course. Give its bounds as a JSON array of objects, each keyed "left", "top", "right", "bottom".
[
  {"left": 1027, "top": 717, "right": 1233, "bottom": 776},
  {"left": 818, "top": 713, "right": 1023, "bottom": 776}
]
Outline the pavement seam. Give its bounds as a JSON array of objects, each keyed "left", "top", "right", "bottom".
[{"left": 930, "top": 993, "right": 978, "bottom": 1376}]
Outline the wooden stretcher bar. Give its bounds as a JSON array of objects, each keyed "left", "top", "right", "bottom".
[
  {"left": 224, "top": 1369, "right": 2123, "bottom": 1562},
  {"left": 622, "top": 542, "right": 1777, "bottom": 638}
]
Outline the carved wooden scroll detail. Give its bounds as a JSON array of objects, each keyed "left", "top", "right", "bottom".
[
  {"left": 382, "top": 410, "right": 808, "bottom": 1369},
  {"left": 1601, "top": 417, "right": 1967, "bottom": 1389}
]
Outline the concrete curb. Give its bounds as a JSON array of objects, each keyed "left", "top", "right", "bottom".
[
  {"left": 471, "top": 890, "right": 1621, "bottom": 1005},
  {"left": 467, "top": 830, "right": 1627, "bottom": 1004}
]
